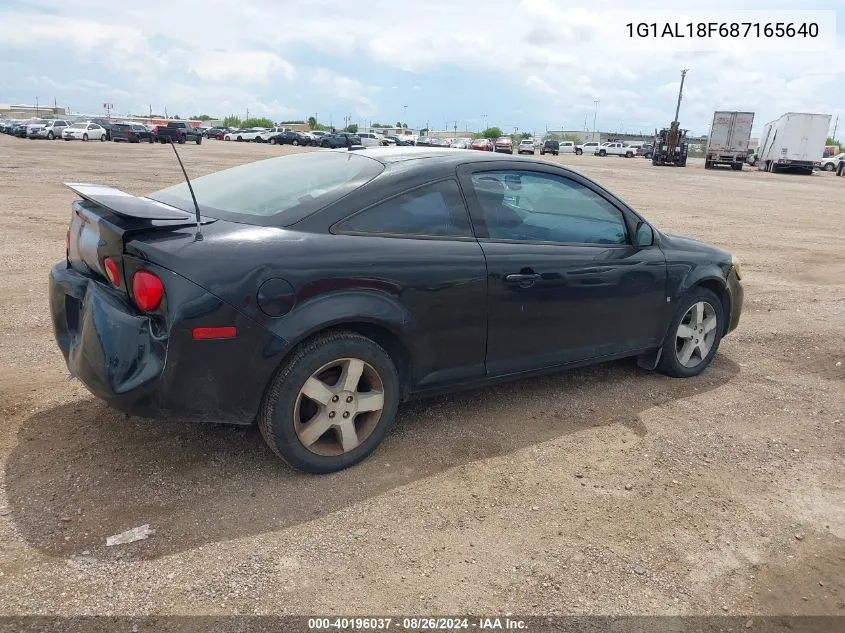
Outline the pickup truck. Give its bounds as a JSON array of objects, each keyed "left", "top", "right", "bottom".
[
  {"left": 156, "top": 121, "right": 203, "bottom": 144},
  {"left": 594, "top": 142, "right": 637, "bottom": 157}
]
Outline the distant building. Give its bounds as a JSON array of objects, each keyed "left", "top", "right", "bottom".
[{"left": 0, "top": 103, "right": 66, "bottom": 118}]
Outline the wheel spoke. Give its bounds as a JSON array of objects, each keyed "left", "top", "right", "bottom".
[
  {"left": 676, "top": 324, "right": 694, "bottom": 339},
  {"left": 336, "top": 419, "right": 360, "bottom": 452},
  {"left": 339, "top": 358, "right": 365, "bottom": 392},
  {"left": 702, "top": 315, "right": 718, "bottom": 334},
  {"left": 357, "top": 391, "right": 385, "bottom": 413},
  {"left": 678, "top": 339, "right": 695, "bottom": 365},
  {"left": 298, "top": 412, "right": 333, "bottom": 447},
  {"left": 692, "top": 302, "right": 704, "bottom": 327},
  {"left": 698, "top": 336, "right": 713, "bottom": 358},
  {"left": 301, "top": 377, "right": 334, "bottom": 405}
]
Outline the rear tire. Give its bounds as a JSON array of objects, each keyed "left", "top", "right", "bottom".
[
  {"left": 258, "top": 331, "right": 400, "bottom": 474},
  {"left": 656, "top": 287, "right": 725, "bottom": 379},
  {"left": 196, "top": 135, "right": 202, "bottom": 145}
]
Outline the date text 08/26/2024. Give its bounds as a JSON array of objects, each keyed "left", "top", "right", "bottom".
[{"left": 626, "top": 22, "right": 819, "bottom": 38}]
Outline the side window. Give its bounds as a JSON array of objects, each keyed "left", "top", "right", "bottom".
[
  {"left": 336, "top": 179, "right": 472, "bottom": 238},
  {"left": 469, "top": 171, "right": 629, "bottom": 245},
  {"left": 88, "top": 124, "right": 95, "bottom": 130}
]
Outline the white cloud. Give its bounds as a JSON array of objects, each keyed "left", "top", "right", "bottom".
[
  {"left": 190, "top": 51, "right": 295, "bottom": 84},
  {"left": 525, "top": 76, "right": 556, "bottom": 95}
]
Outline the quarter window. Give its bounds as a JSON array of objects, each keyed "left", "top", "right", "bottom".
[
  {"left": 337, "top": 180, "right": 472, "bottom": 238},
  {"left": 469, "top": 171, "right": 629, "bottom": 245}
]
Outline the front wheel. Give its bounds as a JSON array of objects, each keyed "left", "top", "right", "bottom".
[
  {"left": 625, "top": 151, "right": 633, "bottom": 158},
  {"left": 599, "top": 150, "right": 606, "bottom": 156},
  {"left": 100, "top": 134, "right": 106, "bottom": 142},
  {"left": 575, "top": 148, "right": 582, "bottom": 155},
  {"left": 195, "top": 135, "right": 202, "bottom": 145},
  {"left": 258, "top": 331, "right": 400, "bottom": 474},
  {"left": 47, "top": 132, "right": 54, "bottom": 140},
  {"left": 269, "top": 138, "right": 277, "bottom": 145},
  {"left": 657, "top": 288, "right": 724, "bottom": 378},
  {"left": 824, "top": 163, "right": 836, "bottom": 172},
  {"left": 82, "top": 133, "right": 88, "bottom": 141},
  {"left": 293, "top": 139, "right": 299, "bottom": 146}
]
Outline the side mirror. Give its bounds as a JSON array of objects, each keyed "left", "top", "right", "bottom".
[{"left": 635, "top": 221, "right": 654, "bottom": 248}]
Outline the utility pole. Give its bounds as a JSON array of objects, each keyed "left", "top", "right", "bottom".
[
  {"left": 403, "top": 104, "right": 408, "bottom": 127},
  {"left": 246, "top": 108, "right": 249, "bottom": 123},
  {"left": 481, "top": 114, "right": 487, "bottom": 131},
  {"left": 832, "top": 115, "right": 839, "bottom": 141},
  {"left": 674, "top": 68, "right": 688, "bottom": 124},
  {"left": 592, "top": 100, "right": 599, "bottom": 143},
  {"left": 454, "top": 121, "right": 458, "bottom": 140},
  {"left": 35, "top": 96, "right": 39, "bottom": 116}
]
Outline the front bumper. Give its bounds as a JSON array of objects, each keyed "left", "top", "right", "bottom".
[
  {"left": 725, "top": 267, "right": 743, "bottom": 336},
  {"left": 49, "top": 261, "right": 287, "bottom": 424}
]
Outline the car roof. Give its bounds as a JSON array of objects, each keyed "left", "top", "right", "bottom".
[{"left": 322, "top": 146, "right": 545, "bottom": 167}]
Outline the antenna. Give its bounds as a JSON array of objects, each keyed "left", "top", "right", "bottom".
[{"left": 168, "top": 139, "right": 203, "bottom": 241}]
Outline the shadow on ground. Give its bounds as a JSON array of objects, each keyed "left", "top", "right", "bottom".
[{"left": 5, "top": 356, "right": 739, "bottom": 560}]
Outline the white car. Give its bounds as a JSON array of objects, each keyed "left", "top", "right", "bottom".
[
  {"left": 450, "top": 137, "right": 473, "bottom": 149},
  {"left": 819, "top": 152, "right": 845, "bottom": 171},
  {"left": 240, "top": 127, "right": 269, "bottom": 142},
  {"left": 358, "top": 132, "right": 394, "bottom": 147},
  {"left": 62, "top": 122, "right": 107, "bottom": 141},
  {"left": 517, "top": 139, "right": 535, "bottom": 155},
  {"left": 558, "top": 141, "right": 576, "bottom": 154},
  {"left": 576, "top": 141, "right": 600, "bottom": 155},
  {"left": 28, "top": 119, "right": 69, "bottom": 140},
  {"left": 255, "top": 127, "right": 290, "bottom": 142}
]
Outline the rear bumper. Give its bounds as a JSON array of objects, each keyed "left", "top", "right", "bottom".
[{"left": 49, "top": 261, "right": 286, "bottom": 424}]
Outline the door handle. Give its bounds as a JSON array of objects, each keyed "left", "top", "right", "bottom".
[{"left": 504, "top": 273, "right": 541, "bottom": 283}]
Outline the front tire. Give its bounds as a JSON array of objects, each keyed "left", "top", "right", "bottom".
[
  {"left": 196, "top": 135, "right": 202, "bottom": 145},
  {"left": 824, "top": 163, "right": 836, "bottom": 171},
  {"left": 82, "top": 133, "right": 88, "bottom": 141},
  {"left": 657, "top": 288, "right": 724, "bottom": 378},
  {"left": 47, "top": 132, "right": 54, "bottom": 140},
  {"left": 575, "top": 148, "right": 582, "bottom": 155},
  {"left": 259, "top": 331, "right": 400, "bottom": 474}
]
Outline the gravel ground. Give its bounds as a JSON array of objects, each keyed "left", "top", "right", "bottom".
[{"left": 0, "top": 135, "right": 843, "bottom": 617}]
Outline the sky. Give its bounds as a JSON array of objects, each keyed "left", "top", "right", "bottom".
[{"left": 1, "top": 0, "right": 843, "bottom": 138}]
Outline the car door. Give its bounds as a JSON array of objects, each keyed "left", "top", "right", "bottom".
[
  {"left": 457, "top": 162, "right": 668, "bottom": 376},
  {"left": 331, "top": 178, "right": 488, "bottom": 388}
]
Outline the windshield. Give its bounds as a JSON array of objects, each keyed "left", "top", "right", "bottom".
[
  {"left": 28, "top": 119, "right": 47, "bottom": 125},
  {"left": 148, "top": 151, "right": 385, "bottom": 227}
]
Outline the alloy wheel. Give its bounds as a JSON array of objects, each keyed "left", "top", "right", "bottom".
[
  {"left": 675, "top": 301, "right": 718, "bottom": 368},
  {"left": 293, "top": 357, "right": 385, "bottom": 456}
]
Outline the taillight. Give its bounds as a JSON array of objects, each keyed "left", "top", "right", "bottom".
[
  {"left": 127, "top": 131, "right": 132, "bottom": 137},
  {"left": 132, "top": 270, "right": 164, "bottom": 312},
  {"left": 103, "top": 257, "right": 121, "bottom": 287}
]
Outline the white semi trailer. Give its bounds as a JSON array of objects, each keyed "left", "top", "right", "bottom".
[
  {"left": 757, "top": 112, "right": 831, "bottom": 175},
  {"left": 705, "top": 111, "right": 754, "bottom": 171}
]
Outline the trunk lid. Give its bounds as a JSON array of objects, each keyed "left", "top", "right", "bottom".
[{"left": 64, "top": 183, "right": 215, "bottom": 292}]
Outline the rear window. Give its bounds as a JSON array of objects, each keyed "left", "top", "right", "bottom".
[
  {"left": 148, "top": 151, "right": 385, "bottom": 227},
  {"left": 113, "top": 124, "right": 131, "bottom": 130}
]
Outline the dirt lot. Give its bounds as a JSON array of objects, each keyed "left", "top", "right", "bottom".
[{"left": 0, "top": 135, "right": 843, "bottom": 617}]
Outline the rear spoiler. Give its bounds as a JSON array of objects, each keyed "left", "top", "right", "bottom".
[{"left": 64, "top": 183, "right": 212, "bottom": 222}]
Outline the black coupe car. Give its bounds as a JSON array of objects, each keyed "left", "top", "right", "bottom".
[{"left": 49, "top": 147, "right": 743, "bottom": 473}]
